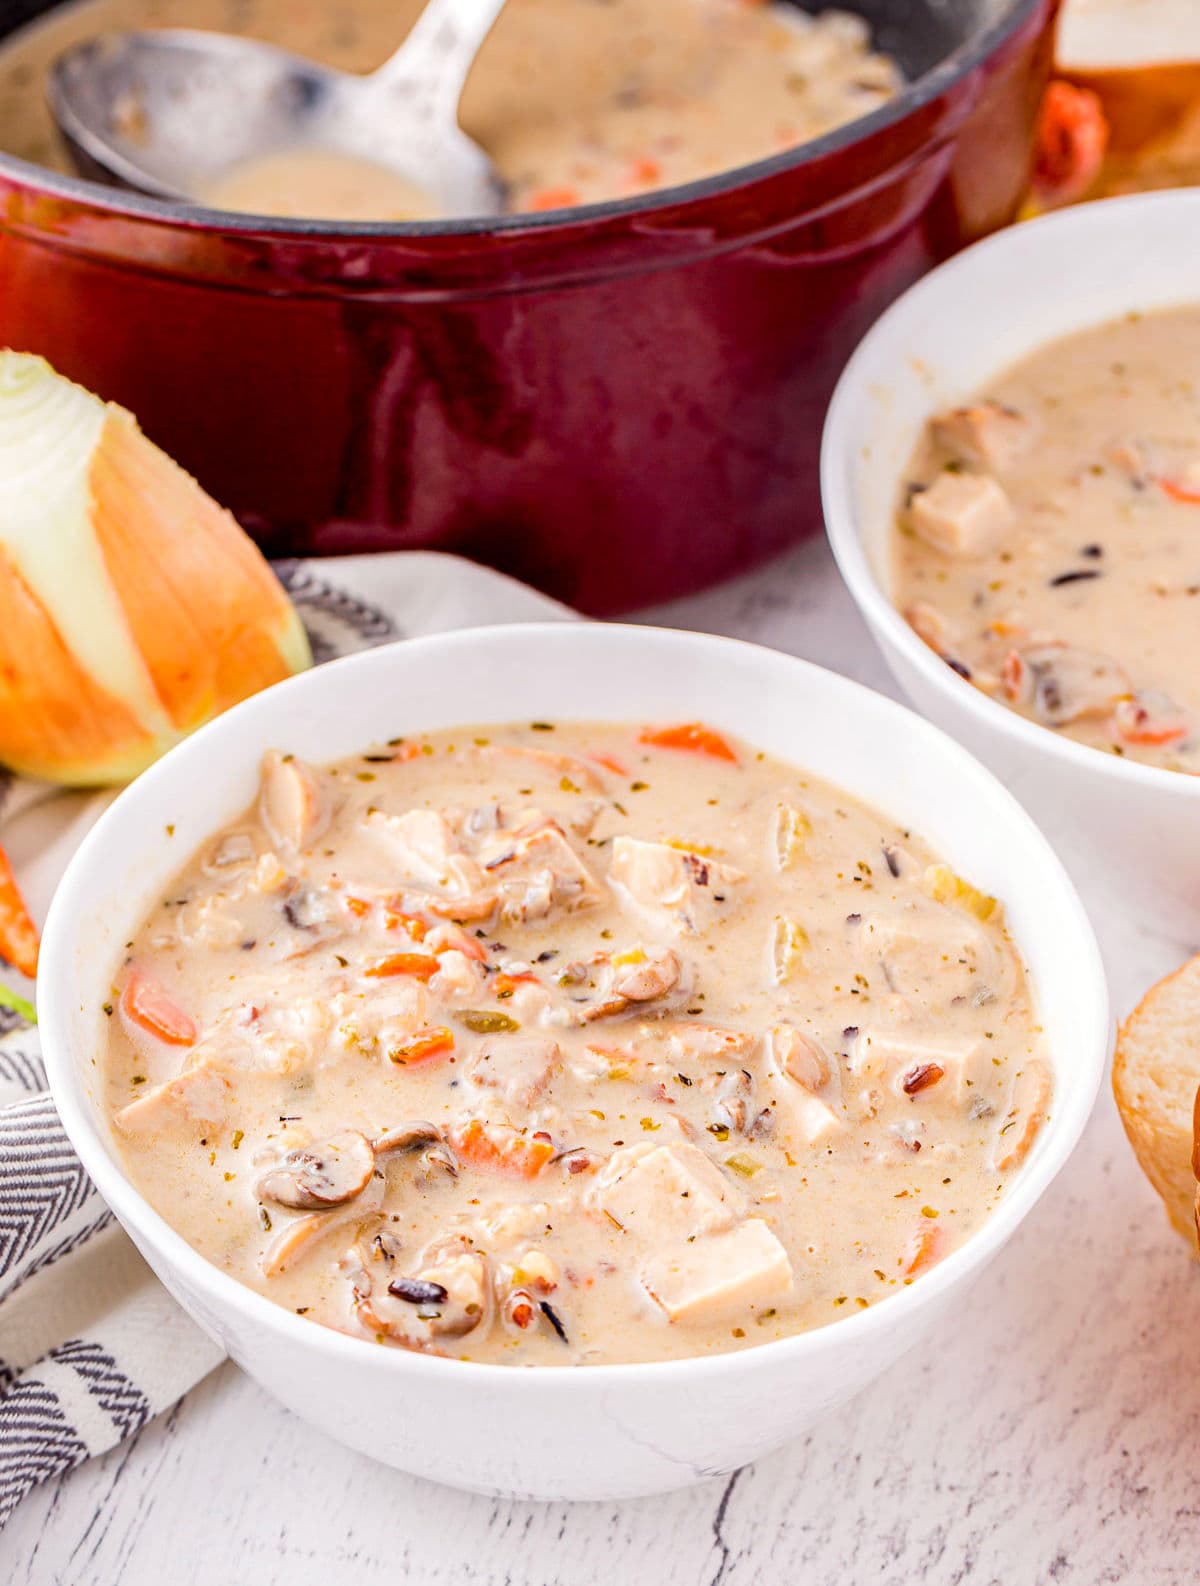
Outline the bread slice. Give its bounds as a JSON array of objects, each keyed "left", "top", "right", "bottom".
[{"left": 1113, "top": 953, "right": 1200, "bottom": 1246}]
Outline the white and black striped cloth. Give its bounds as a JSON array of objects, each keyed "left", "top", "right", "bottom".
[{"left": 0, "top": 553, "right": 567, "bottom": 1527}]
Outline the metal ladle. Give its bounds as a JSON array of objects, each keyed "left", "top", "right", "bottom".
[{"left": 48, "top": 0, "right": 510, "bottom": 220}]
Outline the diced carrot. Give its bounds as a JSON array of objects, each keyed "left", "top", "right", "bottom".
[
  {"left": 902, "top": 1222, "right": 943, "bottom": 1278},
  {"left": 493, "top": 972, "right": 539, "bottom": 999},
  {"left": 364, "top": 952, "right": 439, "bottom": 980},
  {"left": 638, "top": 723, "right": 739, "bottom": 763},
  {"left": 1032, "top": 81, "right": 1108, "bottom": 205},
  {"left": 120, "top": 967, "right": 197, "bottom": 1046},
  {"left": 587, "top": 751, "right": 628, "bottom": 777},
  {"left": 449, "top": 1119, "right": 554, "bottom": 1178},
  {"left": 528, "top": 186, "right": 580, "bottom": 211},
  {"left": 0, "top": 843, "right": 39, "bottom": 979},
  {"left": 384, "top": 910, "right": 428, "bottom": 941},
  {"left": 345, "top": 896, "right": 371, "bottom": 917},
  {"left": 1159, "top": 478, "right": 1200, "bottom": 506},
  {"left": 1001, "top": 649, "right": 1026, "bottom": 703},
  {"left": 392, "top": 742, "right": 423, "bottom": 762},
  {"left": 431, "top": 921, "right": 487, "bottom": 962},
  {"left": 630, "top": 156, "right": 661, "bottom": 186},
  {"left": 387, "top": 1026, "right": 454, "bottom": 1066}
]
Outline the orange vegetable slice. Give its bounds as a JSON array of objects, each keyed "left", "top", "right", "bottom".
[
  {"left": 0, "top": 843, "right": 39, "bottom": 979},
  {"left": 1159, "top": 478, "right": 1200, "bottom": 505},
  {"left": 449, "top": 1120, "right": 555, "bottom": 1178},
  {"left": 638, "top": 722, "right": 739, "bottom": 763},
  {"left": 1032, "top": 80, "right": 1109, "bottom": 205},
  {"left": 364, "top": 952, "right": 440, "bottom": 980},
  {"left": 120, "top": 968, "right": 197, "bottom": 1046},
  {"left": 387, "top": 1026, "right": 455, "bottom": 1066},
  {"left": 902, "top": 1222, "right": 943, "bottom": 1278}
]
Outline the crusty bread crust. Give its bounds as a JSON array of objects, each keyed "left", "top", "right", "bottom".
[{"left": 1112, "top": 953, "right": 1200, "bottom": 1247}]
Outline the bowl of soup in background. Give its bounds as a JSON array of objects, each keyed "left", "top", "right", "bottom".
[
  {"left": 822, "top": 189, "right": 1200, "bottom": 941},
  {"left": 38, "top": 623, "right": 1108, "bottom": 1500},
  {"left": 0, "top": 0, "right": 1057, "bottom": 613}
]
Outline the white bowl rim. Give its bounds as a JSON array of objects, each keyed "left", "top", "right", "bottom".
[
  {"left": 38, "top": 621, "right": 1109, "bottom": 1389},
  {"left": 821, "top": 188, "right": 1200, "bottom": 803}
]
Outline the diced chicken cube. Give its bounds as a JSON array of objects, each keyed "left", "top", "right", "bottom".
[
  {"left": 852, "top": 1029, "right": 984, "bottom": 1106},
  {"left": 588, "top": 1141, "right": 746, "bottom": 1241},
  {"left": 480, "top": 821, "right": 604, "bottom": 924},
  {"left": 640, "top": 1219, "right": 793, "bottom": 1324},
  {"left": 929, "top": 402, "right": 1030, "bottom": 471},
  {"left": 369, "top": 808, "right": 496, "bottom": 918},
  {"left": 909, "top": 471, "right": 1013, "bottom": 557},
  {"left": 609, "top": 838, "right": 744, "bottom": 937},
  {"left": 114, "top": 1061, "right": 232, "bottom": 1134},
  {"left": 258, "top": 751, "right": 328, "bottom": 854},
  {"left": 466, "top": 1035, "right": 561, "bottom": 1109}
]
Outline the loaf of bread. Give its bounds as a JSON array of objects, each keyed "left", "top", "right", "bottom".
[{"left": 1112, "top": 954, "right": 1200, "bottom": 1246}]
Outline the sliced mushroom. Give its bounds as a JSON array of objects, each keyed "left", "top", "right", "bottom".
[
  {"left": 578, "top": 947, "right": 683, "bottom": 1023},
  {"left": 372, "top": 1120, "right": 443, "bottom": 1155},
  {"left": 259, "top": 751, "right": 328, "bottom": 854},
  {"left": 257, "top": 1129, "right": 375, "bottom": 1210}
]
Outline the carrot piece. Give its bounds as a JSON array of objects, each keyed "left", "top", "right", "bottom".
[
  {"left": 387, "top": 1026, "right": 455, "bottom": 1066},
  {"left": 1032, "top": 81, "right": 1108, "bottom": 205},
  {"left": 1159, "top": 478, "right": 1200, "bottom": 506},
  {"left": 638, "top": 722, "right": 739, "bottom": 763},
  {"left": 493, "top": 972, "right": 539, "bottom": 999},
  {"left": 1110, "top": 698, "right": 1189, "bottom": 747},
  {"left": 587, "top": 751, "right": 628, "bottom": 777},
  {"left": 527, "top": 186, "right": 580, "bottom": 211},
  {"left": 384, "top": 910, "right": 428, "bottom": 941},
  {"left": 449, "top": 1120, "right": 554, "bottom": 1178},
  {"left": 345, "top": 896, "right": 371, "bottom": 917},
  {"left": 431, "top": 921, "right": 488, "bottom": 962},
  {"left": 0, "top": 844, "right": 39, "bottom": 979},
  {"left": 364, "top": 952, "right": 439, "bottom": 980},
  {"left": 902, "top": 1222, "right": 943, "bottom": 1278},
  {"left": 120, "top": 968, "right": 197, "bottom": 1047},
  {"left": 630, "top": 156, "right": 661, "bottom": 186}
]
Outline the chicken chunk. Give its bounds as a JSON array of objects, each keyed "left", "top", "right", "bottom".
[
  {"left": 352, "top": 1233, "right": 491, "bottom": 1349},
  {"left": 114, "top": 1062, "right": 232, "bottom": 1135},
  {"left": 640, "top": 1219, "right": 793, "bottom": 1325},
  {"left": 908, "top": 470, "right": 1013, "bottom": 558},
  {"left": 1002, "top": 643, "right": 1129, "bottom": 727},
  {"left": 480, "top": 821, "right": 604, "bottom": 924},
  {"left": 576, "top": 946, "right": 684, "bottom": 1022},
  {"left": 465, "top": 1034, "right": 561, "bottom": 1109},
  {"left": 848, "top": 1029, "right": 984, "bottom": 1110},
  {"left": 588, "top": 1141, "right": 746, "bottom": 1241},
  {"left": 609, "top": 838, "right": 744, "bottom": 937},
  {"left": 369, "top": 808, "right": 496, "bottom": 918},
  {"left": 930, "top": 402, "right": 1030, "bottom": 472},
  {"left": 259, "top": 751, "right": 328, "bottom": 853}
]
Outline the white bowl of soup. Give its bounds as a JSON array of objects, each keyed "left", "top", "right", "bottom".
[
  {"left": 822, "top": 190, "right": 1200, "bottom": 941},
  {"left": 38, "top": 623, "right": 1107, "bottom": 1500}
]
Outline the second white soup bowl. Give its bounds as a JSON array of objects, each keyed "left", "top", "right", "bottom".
[
  {"left": 822, "top": 190, "right": 1200, "bottom": 940},
  {"left": 39, "top": 624, "right": 1108, "bottom": 1500}
]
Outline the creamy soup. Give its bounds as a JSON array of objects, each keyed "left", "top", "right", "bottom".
[
  {"left": 102, "top": 720, "right": 1050, "bottom": 1366},
  {"left": 893, "top": 309, "right": 1200, "bottom": 774},
  {"left": 0, "top": 0, "right": 899, "bottom": 217}
]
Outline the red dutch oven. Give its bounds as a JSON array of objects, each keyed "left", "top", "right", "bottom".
[{"left": 0, "top": 0, "right": 1058, "bottom": 612}]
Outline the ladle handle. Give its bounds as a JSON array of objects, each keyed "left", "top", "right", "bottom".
[{"left": 368, "top": 0, "right": 510, "bottom": 114}]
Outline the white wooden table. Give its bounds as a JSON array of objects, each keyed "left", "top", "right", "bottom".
[{"left": 9, "top": 535, "right": 1199, "bottom": 1586}]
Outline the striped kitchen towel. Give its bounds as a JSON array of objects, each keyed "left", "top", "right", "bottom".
[{"left": 0, "top": 552, "right": 569, "bottom": 1527}]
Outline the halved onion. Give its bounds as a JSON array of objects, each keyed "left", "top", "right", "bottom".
[{"left": 0, "top": 352, "right": 311, "bottom": 784}]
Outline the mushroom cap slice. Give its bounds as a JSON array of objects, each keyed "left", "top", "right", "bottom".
[{"left": 258, "top": 1129, "right": 375, "bottom": 1210}]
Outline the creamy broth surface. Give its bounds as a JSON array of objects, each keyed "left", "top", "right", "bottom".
[
  {"left": 0, "top": 0, "right": 899, "bottom": 216},
  {"left": 894, "top": 308, "right": 1200, "bottom": 773},
  {"left": 103, "top": 721, "right": 1050, "bottom": 1366}
]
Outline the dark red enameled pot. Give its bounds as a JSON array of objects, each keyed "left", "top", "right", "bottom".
[{"left": 0, "top": 0, "right": 1058, "bottom": 613}]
